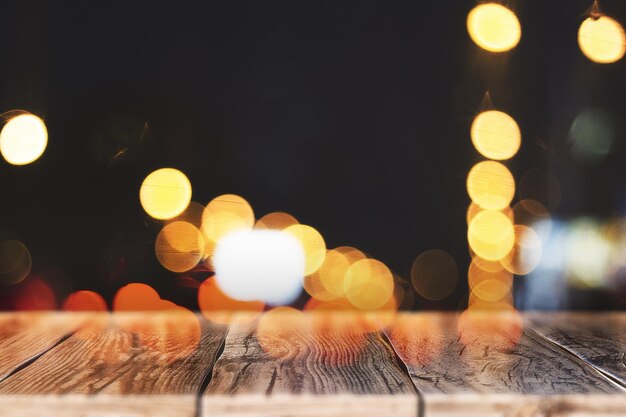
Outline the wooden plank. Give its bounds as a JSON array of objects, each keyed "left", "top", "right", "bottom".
[
  {"left": 0, "top": 312, "right": 227, "bottom": 417},
  {"left": 528, "top": 312, "right": 626, "bottom": 387},
  {"left": 0, "top": 312, "right": 89, "bottom": 381},
  {"left": 385, "top": 312, "right": 626, "bottom": 417},
  {"left": 203, "top": 311, "right": 417, "bottom": 417}
]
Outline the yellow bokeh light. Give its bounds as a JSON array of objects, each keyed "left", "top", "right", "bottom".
[
  {"left": 202, "top": 194, "right": 255, "bottom": 258},
  {"left": 468, "top": 259, "right": 513, "bottom": 303},
  {"left": 467, "top": 3, "right": 521, "bottom": 52},
  {"left": 155, "top": 221, "right": 204, "bottom": 272},
  {"left": 468, "top": 259, "right": 512, "bottom": 291},
  {"left": 471, "top": 110, "right": 521, "bottom": 160},
  {"left": 410, "top": 249, "right": 459, "bottom": 301},
  {"left": 255, "top": 212, "right": 299, "bottom": 230},
  {"left": 140, "top": 168, "right": 192, "bottom": 220},
  {"left": 344, "top": 258, "right": 394, "bottom": 311},
  {"left": 578, "top": 16, "right": 626, "bottom": 64},
  {"left": 0, "top": 114, "right": 48, "bottom": 165},
  {"left": 466, "top": 161, "right": 515, "bottom": 210},
  {"left": 468, "top": 209, "right": 515, "bottom": 261},
  {"left": 500, "top": 225, "right": 542, "bottom": 275},
  {"left": 466, "top": 202, "right": 513, "bottom": 225},
  {"left": 169, "top": 201, "right": 205, "bottom": 228},
  {"left": 304, "top": 249, "right": 351, "bottom": 301},
  {"left": 283, "top": 224, "right": 326, "bottom": 275},
  {"left": 470, "top": 254, "right": 505, "bottom": 273}
]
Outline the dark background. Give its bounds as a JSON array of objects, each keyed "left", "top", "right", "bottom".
[{"left": 1, "top": 0, "right": 625, "bottom": 310}]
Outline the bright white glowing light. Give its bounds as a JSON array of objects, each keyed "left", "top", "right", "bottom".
[
  {"left": 0, "top": 114, "right": 48, "bottom": 165},
  {"left": 213, "top": 230, "right": 305, "bottom": 305}
]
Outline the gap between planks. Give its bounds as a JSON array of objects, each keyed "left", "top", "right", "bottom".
[
  {"left": 200, "top": 312, "right": 420, "bottom": 417},
  {"left": 525, "top": 326, "right": 626, "bottom": 393},
  {"left": 0, "top": 312, "right": 228, "bottom": 417}
]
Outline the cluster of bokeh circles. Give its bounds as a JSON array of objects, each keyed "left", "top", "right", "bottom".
[
  {"left": 135, "top": 167, "right": 414, "bottom": 358},
  {"left": 0, "top": 111, "right": 48, "bottom": 289},
  {"left": 459, "top": 0, "right": 625, "bottom": 349},
  {"left": 138, "top": 167, "right": 401, "bottom": 320},
  {"left": 467, "top": 1, "right": 625, "bottom": 63},
  {"left": 1, "top": 1, "right": 625, "bottom": 361}
]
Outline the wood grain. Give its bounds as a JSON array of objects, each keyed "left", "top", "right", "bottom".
[
  {"left": 528, "top": 312, "right": 626, "bottom": 387},
  {"left": 0, "top": 312, "right": 89, "bottom": 381},
  {"left": 0, "top": 312, "right": 625, "bottom": 417},
  {"left": 0, "top": 312, "right": 227, "bottom": 417},
  {"left": 203, "top": 312, "right": 417, "bottom": 417},
  {"left": 385, "top": 312, "right": 626, "bottom": 416}
]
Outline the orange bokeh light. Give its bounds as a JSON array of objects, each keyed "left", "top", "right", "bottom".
[
  {"left": 197, "top": 277, "right": 264, "bottom": 325},
  {"left": 62, "top": 291, "right": 108, "bottom": 312}
]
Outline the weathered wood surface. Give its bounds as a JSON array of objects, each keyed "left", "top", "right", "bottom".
[
  {"left": 0, "top": 312, "right": 227, "bottom": 417},
  {"left": 384, "top": 312, "right": 626, "bottom": 417},
  {"left": 203, "top": 312, "right": 417, "bottom": 417},
  {"left": 0, "top": 312, "right": 89, "bottom": 381},
  {"left": 528, "top": 312, "right": 626, "bottom": 387},
  {"left": 0, "top": 312, "right": 625, "bottom": 417}
]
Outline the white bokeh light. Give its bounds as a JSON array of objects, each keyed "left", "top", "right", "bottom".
[{"left": 213, "top": 229, "right": 305, "bottom": 305}]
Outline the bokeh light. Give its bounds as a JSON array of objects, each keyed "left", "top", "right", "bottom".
[
  {"left": 13, "top": 277, "right": 57, "bottom": 310},
  {"left": 255, "top": 212, "right": 299, "bottom": 230},
  {"left": 500, "top": 225, "right": 543, "bottom": 275},
  {"left": 343, "top": 258, "right": 394, "bottom": 311},
  {"left": 304, "top": 246, "right": 366, "bottom": 302},
  {"left": 113, "top": 283, "right": 164, "bottom": 311},
  {"left": 0, "top": 114, "right": 48, "bottom": 165},
  {"left": 283, "top": 224, "right": 326, "bottom": 275},
  {"left": 470, "top": 276, "right": 512, "bottom": 303},
  {"left": 565, "top": 218, "right": 610, "bottom": 288},
  {"left": 468, "top": 259, "right": 512, "bottom": 295},
  {"left": 578, "top": 15, "right": 626, "bottom": 64},
  {"left": 411, "top": 249, "right": 459, "bottom": 301},
  {"left": 467, "top": 3, "right": 521, "bottom": 53},
  {"left": 139, "top": 168, "right": 192, "bottom": 220},
  {"left": 197, "top": 277, "right": 264, "bottom": 324},
  {"left": 512, "top": 199, "right": 552, "bottom": 242},
  {"left": 155, "top": 221, "right": 204, "bottom": 273},
  {"left": 213, "top": 229, "right": 305, "bottom": 305},
  {"left": 303, "top": 249, "right": 350, "bottom": 301},
  {"left": 466, "top": 201, "right": 513, "bottom": 225},
  {"left": 466, "top": 160, "right": 515, "bottom": 210},
  {"left": 169, "top": 201, "right": 205, "bottom": 228},
  {"left": 62, "top": 290, "right": 108, "bottom": 311},
  {"left": 471, "top": 254, "right": 507, "bottom": 273},
  {"left": 471, "top": 110, "right": 521, "bottom": 160},
  {"left": 0, "top": 240, "right": 32, "bottom": 285},
  {"left": 468, "top": 209, "right": 515, "bottom": 261},
  {"left": 202, "top": 194, "right": 255, "bottom": 258},
  {"left": 569, "top": 108, "right": 616, "bottom": 164}
]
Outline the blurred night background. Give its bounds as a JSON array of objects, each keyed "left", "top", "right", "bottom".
[{"left": 1, "top": 0, "right": 625, "bottom": 311}]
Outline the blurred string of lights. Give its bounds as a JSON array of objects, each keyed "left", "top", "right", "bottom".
[
  {"left": 464, "top": 2, "right": 526, "bottom": 349},
  {"left": 0, "top": 1, "right": 624, "bottom": 359},
  {"left": 461, "top": 0, "right": 625, "bottom": 347}
]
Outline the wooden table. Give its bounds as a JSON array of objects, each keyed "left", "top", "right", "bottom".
[{"left": 0, "top": 311, "right": 624, "bottom": 416}]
